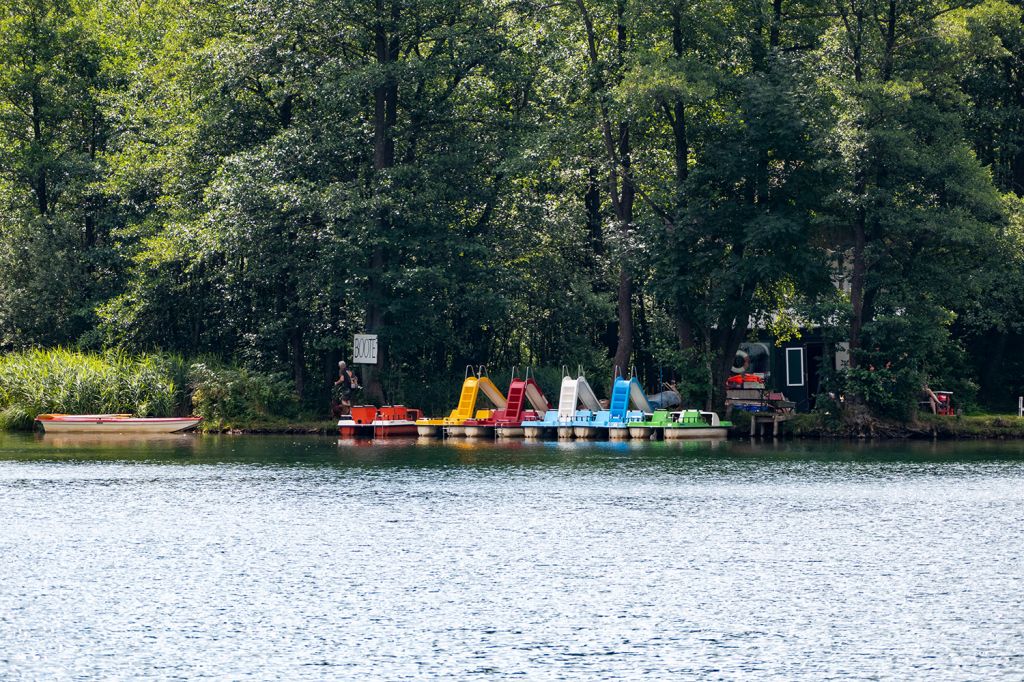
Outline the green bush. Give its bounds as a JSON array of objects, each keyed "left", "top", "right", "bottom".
[
  {"left": 188, "top": 363, "right": 298, "bottom": 429},
  {"left": 0, "top": 348, "right": 186, "bottom": 428},
  {"left": 842, "top": 366, "right": 921, "bottom": 421}
]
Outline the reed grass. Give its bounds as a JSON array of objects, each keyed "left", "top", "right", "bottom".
[{"left": 0, "top": 348, "right": 188, "bottom": 429}]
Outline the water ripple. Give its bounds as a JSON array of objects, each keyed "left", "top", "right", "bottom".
[{"left": 1, "top": 435, "right": 1023, "bottom": 679}]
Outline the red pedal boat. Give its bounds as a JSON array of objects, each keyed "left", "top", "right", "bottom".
[{"left": 337, "top": 405, "right": 422, "bottom": 438}]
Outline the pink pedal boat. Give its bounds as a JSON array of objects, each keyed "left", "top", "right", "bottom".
[{"left": 35, "top": 414, "right": 202, "bottom": 434}]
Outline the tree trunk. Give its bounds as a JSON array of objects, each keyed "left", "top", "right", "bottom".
[
  {"left": 612, "top": 269, "right": 634, "bottom": 375},
  {"left": 770, "top": 0, "right": 783, "bottom": 49},
  {"left": 847, "top": 0, "right": 894, "bottom": 371},
  {"left": 848, "top": 199, "right": 866, "bottom": 369},
  {"left": 575, "top": 0, "right": 637, "bottom": 376},
  {"left": 585, "top": 167, "right": 603, "bottom": 259},
  {"left": 612, "top": 124, "right": 635, "bottom": 375},
  {"left": 666, "top": 7, "right": 692, "bottom": 356},
  {"left": 362, "top": 0, "right": 400, "bottom": 405},
  {"left": 291, "top": 327, "right": 305, "bottom": 397},
  {"left": 711, "top": 305, "right": 749, "bottom": 410},
  {"left": 675, "top": 313, "right": 695, "bottom": 351},
  {"left": 670, "top": 6, "right": 689, "bottom": 196}
]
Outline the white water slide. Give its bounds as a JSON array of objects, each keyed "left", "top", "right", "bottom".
[
  {"left": 524, "top": 381, "right": 549, "bottom": 412},
  {"left": 629, "top": 379, "right": 653, "bottom": 413},
  {"left": 557, "top": 375, "right": 602, "bottom": 420}
]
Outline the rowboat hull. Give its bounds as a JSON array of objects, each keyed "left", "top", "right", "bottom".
[{"left": 35, "top": 415, "right": 201, "bottom": 434}]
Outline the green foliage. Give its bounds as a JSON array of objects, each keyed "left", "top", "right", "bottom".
[
  {"left": 843, "top": 367, "right": 921, "bottom": 421},
  {"left": 0, "top": 405, "right": 32, "bottom": 431},
  {"left": 0, "top": 348, "right": 185, "bottom": 426},
  {"left": 0, "top": 0, "right": 120, "bottom": 348},
  {"left": 0, "top": 0, "right": 1021, "bottom": 424},
  {"left": 188, "top": 362, "right": 298, "bottom": 430}
]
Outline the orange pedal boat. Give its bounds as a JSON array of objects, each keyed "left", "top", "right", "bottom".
[{"left": 337, "top": 405, "right": 422, "bottom": 438}]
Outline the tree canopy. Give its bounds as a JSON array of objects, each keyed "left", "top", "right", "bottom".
[{"left": 1, "top": 0, "right": 1022, "bottom": 415}]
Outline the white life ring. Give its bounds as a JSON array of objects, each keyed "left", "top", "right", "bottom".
[{"left": 731, "top": 349, "right": 750, "bottom": 374}]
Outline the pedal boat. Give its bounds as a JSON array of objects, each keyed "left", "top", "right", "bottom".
[
  {"left": 663, "top": 410, "right": 731, "bottom": 439},
  {"left": 338, "top": 405, "right": 421, "bottom": 438}
]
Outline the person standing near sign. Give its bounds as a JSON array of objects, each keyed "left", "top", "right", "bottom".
[{"left": 332, "top": 360, "right": 360, "bottom": 417}]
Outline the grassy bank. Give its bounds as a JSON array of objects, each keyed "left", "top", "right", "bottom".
[
  {"left": 0, "top": 349, "right": 186, "bottom": 430},
  {"left": 201, "top": 419, "right": 339, "bottom": 435},
  {"left": 0, "top": 349, "right": 322, "bottom": 433},
  {"left": 785, "top": 412, "right": 1024, "bottom": 439}
]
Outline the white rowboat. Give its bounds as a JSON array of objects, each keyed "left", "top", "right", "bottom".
[{"left": 35, "top": 414, "right": 202, "bottom": 434}]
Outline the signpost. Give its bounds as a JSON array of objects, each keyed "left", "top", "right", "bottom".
[{"left": 353, "top": 334, "right": 378, "bottom": 364}]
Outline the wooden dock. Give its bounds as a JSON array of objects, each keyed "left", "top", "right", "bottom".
[{"left": 749, "top": 412, "right": 793, "bottom": 438}]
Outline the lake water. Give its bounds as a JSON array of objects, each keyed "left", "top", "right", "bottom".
[{"left": 2, "top": 434, "right": 1023, "bottom": 679}]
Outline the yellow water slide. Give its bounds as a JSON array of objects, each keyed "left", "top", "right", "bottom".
[
  {"left": 445, "top": 375, "right": 481, "bottom": 425},
  {"left": 416, "top": 369, "right": 508, "bottom": 432}
]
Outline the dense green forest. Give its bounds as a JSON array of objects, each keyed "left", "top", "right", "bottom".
[{"left": 1, "top": 0, "right": 1023, "bottom": 416}]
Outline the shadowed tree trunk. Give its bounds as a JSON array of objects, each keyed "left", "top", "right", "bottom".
[
  {"left": 362, "top": 0, "right": 400, "bottom": 405},
  {"left": 576, "top": 0, "right": 636, "bottom": 379}
]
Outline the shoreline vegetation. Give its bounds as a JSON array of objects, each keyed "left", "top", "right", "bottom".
[
  {"left": 0, "top": 348, "right": 309, "bottom": 433},
  {"left": 783, "top": 414, "right": 1024, "bottom": 440},
  {"left": 4, "top": 348, "right": 1024, "bottom": 439}
]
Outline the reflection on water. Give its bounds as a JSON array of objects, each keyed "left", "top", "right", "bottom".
[
  {"left": 35, "top": 432, "right": 201, "bottom": 451},
  {"left": 2, "top": 433, "right": 1024, "bottom": 679}
]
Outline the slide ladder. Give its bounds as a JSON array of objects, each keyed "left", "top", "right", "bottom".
[
  {"left": 609, "top": 378, "right": 631, "bottom": 421},
  {"left": 557, "top": 375, "right": 580, "bottom": 421},
  {"left": 495, "top": 376, "right": 549, "bottom": 425},
  {"left": 499, "top": 378, "right": 526, "bottom": 424},
  {"left": 506, "top": 380, "right": 525, "bottom": 416},
  {"left": 557, "top": 375, "right": 601, "bottom": 421},
  {"left": 609, "top": 374, "right": 652, "bottom": 425},
  {"left": 447, "top": 375, "right": 480, "bottom": 422}
]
